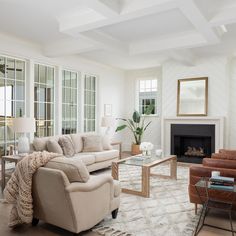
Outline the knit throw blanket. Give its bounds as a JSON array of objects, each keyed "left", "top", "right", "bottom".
[{"left": 3, "top": 151, "right": 59, "bottom": 227}]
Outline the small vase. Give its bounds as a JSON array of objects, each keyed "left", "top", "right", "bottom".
[{"left": 142, "top": 150, "right": 147, "bottom": 156}]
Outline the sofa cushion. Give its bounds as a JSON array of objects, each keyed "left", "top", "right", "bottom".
[
  {"left": 70, "top": 134, "right": 83, "bottom": 153},
  {"left": 82, "top": 135, "right": 103, "bottom": 152},
  {"left": 33, "top": 137, "right": 49, "bottom": 151},
  {"left": 33, "top": 136, "right": 60, "bottom": 151},
  {"left": 45, "top": 157, "right": 90, "bottom": 183},
  {"left": 46, "top": 139, "right": 63, "bottom": 154},
  {"left": 58, "top": 136, "right": 75, "bottom": 157},
  {"left": 91, "top": 150, "right": 119, "bottom": 163},
  {"left": 73, "top": 154, "right": 96, "bottom": 166},
  {"left": 102, "top": 135, "right": 113, "bottom": 150}
]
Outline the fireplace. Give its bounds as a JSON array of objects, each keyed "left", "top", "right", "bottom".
[{"left": 171, "top": 124, "right": 215, "bottom": 163}]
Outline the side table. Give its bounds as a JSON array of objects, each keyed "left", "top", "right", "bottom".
[
  {"left": 194, "top": 177, "right": 235, "bottom": 236},
  {"left": 1, "top": 155, "right": 22, "bottom": 191},
  {"left": 111, "top": 141, "right": 122, "bottom": 159}
]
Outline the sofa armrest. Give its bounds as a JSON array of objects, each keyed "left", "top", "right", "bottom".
[
  {"left": 65, "top": 175, "right": 114, "bottom": 193},
  {"left": 203, "top": 158, "right": 236, "bottom": 169}
]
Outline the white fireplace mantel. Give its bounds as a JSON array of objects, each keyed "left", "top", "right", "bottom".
[{"left": 161, "top": 116, "right": 224, "bottom": 156}]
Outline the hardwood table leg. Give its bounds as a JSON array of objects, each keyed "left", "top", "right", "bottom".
[
  {"left": 142, "top": 166, "right": 150, "bottom": 198},
  {"left": 170, "top": 157, "right": 177, "bottom": 180},
  {"left": 1, "top": 158, "right": 5, "bottom": 191},
  {"left": 112, "top": 162, "right": 119, "bottom": 180}
]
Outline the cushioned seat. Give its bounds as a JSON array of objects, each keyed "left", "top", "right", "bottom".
[
  {"left": 89, "top": 150, "right": 119, "bottom": 163},
  {"left": 73, "top": 154, "right": 96, "bottom": 165}
]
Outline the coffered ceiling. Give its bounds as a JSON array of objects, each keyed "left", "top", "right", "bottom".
[{"left": 0, "top": 0, "right": 236, "bottom": 69}]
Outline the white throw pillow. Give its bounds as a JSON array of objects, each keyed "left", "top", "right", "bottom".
[{"left": 82, "top": 135, "right": 103, "bottom": 152}]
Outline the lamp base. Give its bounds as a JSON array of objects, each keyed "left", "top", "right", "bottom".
[{"left": 18, "top": 136, "right": 30, "bottom": 154}]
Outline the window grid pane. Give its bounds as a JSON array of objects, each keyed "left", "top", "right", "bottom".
[
  {"left": 139, "top": 79, "right": 158, "bottom": 115},
  {"left": 0, "top": 56, "right": 26, "bottom": 156},
  {"left": 62, "top": 70, "right": 78, "bottom": 134},
  {"left": 34, "top": 64, "right": 54, "bottom": 137},
  {"left": 84, "top": 75, "right": 96, "bottom": 132}
]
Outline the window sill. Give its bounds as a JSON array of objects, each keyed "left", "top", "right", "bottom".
[{"left": 141, "top": 114, "right": 159, "bottom": 118}]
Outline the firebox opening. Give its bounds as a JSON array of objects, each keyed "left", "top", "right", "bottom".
[{"left": 171, "top": 124, "right": 215, "bottom": 164}]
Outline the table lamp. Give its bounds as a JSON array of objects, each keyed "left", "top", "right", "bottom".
[
  {"left": 101, "top": 116, "right": 115, "bottom": 135},
  {"left": 12, "top": 117, "right": 35, "bottom": 154}
]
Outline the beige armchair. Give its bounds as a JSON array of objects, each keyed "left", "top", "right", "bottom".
[{"left": 32, "top": 167, "right": 120, "bottom": 234}]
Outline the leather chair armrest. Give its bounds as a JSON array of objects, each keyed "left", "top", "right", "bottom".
[
  {"left": 189, "top": 165, "right": 236, "bottom": 185},
  {"left": 203, "top": 158, "right": 236, "bottom": 169},
  {"left": 65, "top": 175, "right": 114, "bottom": 193}
]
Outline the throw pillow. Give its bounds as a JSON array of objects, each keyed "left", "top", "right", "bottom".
[
  {"left": 70, "top": 134, "right": 83, "bottom": 153},
  {"left": 58, "top": 135, "right": 75, "bottom": 157},
  {"left": 82, "top": 135, "right": 103, "bottom": 152},
  {"left": 102, "top": 135, "right": 113, "bottom": 150},
  {"left": 45, "top": 157, "right": 90, "bottom": 183},
  {"left": 47, "top": 139, "right": 63, "bottom": 154},
  {"left": 33, "top": 137, "right": 48, "bottom": 151}
]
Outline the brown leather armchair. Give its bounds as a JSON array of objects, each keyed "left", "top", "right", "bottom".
[{"left": 189, "top": 149, "right": 236, "bottom": 214}]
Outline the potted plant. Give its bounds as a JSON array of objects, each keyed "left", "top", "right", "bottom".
[{"left": 116, "top": 105, "right": 154, "bottom": 155}]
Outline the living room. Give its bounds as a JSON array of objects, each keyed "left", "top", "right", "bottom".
[{"left": 1, "top": 0, "right": 236, "bottom": 235}]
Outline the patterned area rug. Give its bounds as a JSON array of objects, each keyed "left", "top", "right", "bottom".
[{"left": 94, "top": 164, "right": 199, "bottom": 236}]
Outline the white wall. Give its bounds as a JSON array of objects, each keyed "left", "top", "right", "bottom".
[
  {"left": 123, "top": 56, "right": 236, "bottom": 151},
  {"left": 0, "top": 32, "right": 126, "bottom": 141},
  {"left": 229, "top": 59, "right": 236, "bottom": 148},
  {"left": 123, "top": 67, "right": 162, "bottom": 151},
  {"left": 162, "top": 57, "right": 230, "bottom": 147}
]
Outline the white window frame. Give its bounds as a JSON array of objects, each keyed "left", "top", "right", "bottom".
[
  {"left": 83, "top": 73, "right": 98, "bottom": 133},
  {"left": 0, "top": 54, "right": 27, "bottom": 155},
  {"left": 34, "top": 63, "right": 55, "bottom": 137},
  {"left": 61, "top": 69, "right": 80, "bottom": 134},
  {"left": 136, "top": 77, "right": 159, "bottom": 116}
]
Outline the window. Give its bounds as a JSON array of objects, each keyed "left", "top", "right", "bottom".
[
  {"left": 0, "top": 56, "right": 25, "bottom": 155},
  {"left": 84, "top": 75, "right": 96, "bottom": 132},
  {"left": 62, "top": 70, "right": 78, "bottom": 134},
  {"left": 138, "top": 79, "right": 158, "bottom": 115},
  {"left": 34, "top": 64, "right": 54, "bottom": 137}
]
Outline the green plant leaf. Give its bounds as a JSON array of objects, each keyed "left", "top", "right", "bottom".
[
  {"left": 144, "top": 104, "right": 154, "bottom": 115},
  {"left": 144, "top": 121, "right": 152, "bottom": 131},
  {"left": 135, "top": 127, "right": 143, "bottom": 135},
  {"left": 115, "top": 125, "right": 127, "bottom": 132},
  {"left": 128, "top": 119, "right": 135, "bottom": 128},
  {"left": 133, "top": 111, "right": 141, "bottom": 123},
  {"left": 116, "top": 118, "right": 127, "bottom": 121}
]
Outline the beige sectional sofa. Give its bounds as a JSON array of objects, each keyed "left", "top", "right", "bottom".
[{"left": 31, "top": 133, "right": 119, "bottom": 172}]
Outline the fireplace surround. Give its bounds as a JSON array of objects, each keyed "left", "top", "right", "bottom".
[{"left": 162, "top": 117, "right": 224, "bottom": 163}]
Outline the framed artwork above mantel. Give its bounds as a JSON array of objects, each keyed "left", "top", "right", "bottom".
[{"left": 177, "top": 77, "right": 208, "bottom": 116}]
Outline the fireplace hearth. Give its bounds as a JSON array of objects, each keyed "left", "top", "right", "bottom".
[{"left": 171, "top": 124, "right": 215, "bottom": 164}]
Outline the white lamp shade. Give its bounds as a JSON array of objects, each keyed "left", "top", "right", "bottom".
[
  {"left": 12, "top": 117, "right": 36, "bottom": 133},
  {"left": 101, "top": 117, "right": 115, "bottom": 127}
]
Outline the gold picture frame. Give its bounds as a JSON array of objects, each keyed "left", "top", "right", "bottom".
[{"left": 177, "top": 77, "right": 208, "bottom": 116}]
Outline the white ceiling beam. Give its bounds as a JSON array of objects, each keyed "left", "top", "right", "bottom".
[
  {"left": 129, "top": 31, "right": 207, "bottom": 55},
  {"left": 179, "top": 0, "right": 220, "bottom": 44},
  {"left": 168, "top": 49, "right": 196, "bottom": 66},
  {"left": 82, "top": 30, "right": 128, "bottom": 54},
  {"left": 210, "top": 6, "right": 236, "bottom": 26},
  {"left": 42, "top": 37, "right": 99, "bottom": 57},
  {"left": 59, "top": 0, "right": 178, "bottom": 35},
  {"left": 84, "top": 0, "right": 120, "bottom": 18}
]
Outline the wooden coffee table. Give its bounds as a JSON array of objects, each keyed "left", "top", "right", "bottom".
[{"left": 112, "top": 155, "right": 177, "bottom": 198}]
